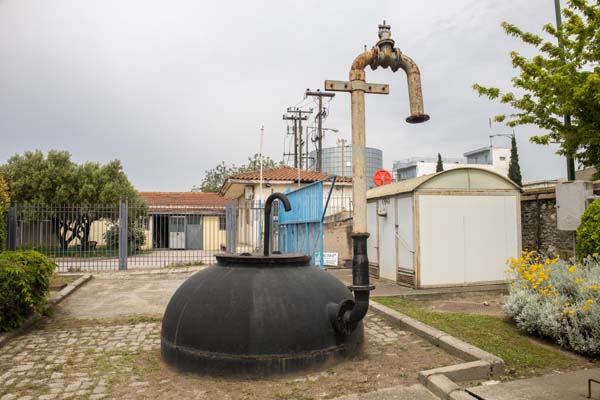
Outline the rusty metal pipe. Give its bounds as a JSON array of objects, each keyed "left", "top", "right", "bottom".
[{"left": 397, "top": 53, "right": 429, "bottom": 123}]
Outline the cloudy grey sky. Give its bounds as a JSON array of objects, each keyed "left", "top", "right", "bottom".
[{"left": 0, "top": 0, "right": 568, "bottom": 191}]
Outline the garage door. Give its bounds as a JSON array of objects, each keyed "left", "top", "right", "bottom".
[{"left": 418, "top": 194, "right": 519, "bottom": 287}]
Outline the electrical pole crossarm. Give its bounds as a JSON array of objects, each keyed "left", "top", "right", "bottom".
[{"left": 305, "top": 91, "right": 336, "bottom": 98}]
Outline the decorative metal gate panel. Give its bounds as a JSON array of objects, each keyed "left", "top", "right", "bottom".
[{"left": 278, "top": 177, "right": 336, "bottom": 267}]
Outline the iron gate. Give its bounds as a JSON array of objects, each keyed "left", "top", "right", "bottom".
[{"left": 277, "top": 177, "right": 336, "bottom": 267}]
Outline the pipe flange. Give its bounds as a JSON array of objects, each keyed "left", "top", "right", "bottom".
[
  {"left": 369, "top": 46, "right": 379, "bottom": 71},
  {"left": 327, "top": 299, "right": 358, "bottom": 337},
  {"left": 347, "top": 285, "right": 375, "bottom": 292},
  {"left": 390, "top": 48, "right": 403, "bottom": 72}
]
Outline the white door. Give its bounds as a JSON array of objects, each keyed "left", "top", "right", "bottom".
[
  {"left": 418, "top": 195, "right": 519, "bottom": 287},
  {"left": 169, "top": 216, "right": 186, "bottom": 249},
  {"left": 378, "top": 198, "right": 397, "bottom": 281},
  {"left": 367, "top": 201, "right": 379, "bottom": 266}
]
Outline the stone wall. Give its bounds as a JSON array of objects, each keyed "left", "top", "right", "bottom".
[{"left": 521, "top": 190, "right": 576, "bottom": 258}]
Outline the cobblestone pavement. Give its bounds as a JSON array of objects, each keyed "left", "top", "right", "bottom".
[{"left": 0, "top": 314, "right": 458, "bottom": 400}]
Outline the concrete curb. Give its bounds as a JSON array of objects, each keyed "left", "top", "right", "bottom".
[
  {"left": 0, "top": 274, "right": 92, "bottom": 349},
  {"left": 370, "top": 301, "right": 505, "bottom": 400},
  {"left": 93, "top": 266, "right": 205, "bottom": 279},
  {"left": 49, "top": 274, "right": 92, "bottom": 305}
]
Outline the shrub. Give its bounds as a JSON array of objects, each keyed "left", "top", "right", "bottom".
[
  {"left": 577, "top": 199, "right": 600, "bottom": 258},
  {"left": 0, "top": 250, "right": 56, "bottom": 331},
  {"left": 504, "top": 252, "right": 600, "bottom": 357},
  {"left": 104, "top": 224, "right": 146, "bottom": 251}
]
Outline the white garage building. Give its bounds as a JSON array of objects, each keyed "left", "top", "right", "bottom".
[{"left": 366, "top": 167, "right": 521, "bottom": 288}]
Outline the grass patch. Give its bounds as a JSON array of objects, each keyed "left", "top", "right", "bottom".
[
  {"left": 375, "top": 297, "right": 588, "bottom": 378},
  {"left": 49, "top": 274, "right": 78, "bottom": 288}
]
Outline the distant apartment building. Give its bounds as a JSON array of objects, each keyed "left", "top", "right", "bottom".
[
  {"left": 308, "top": 145, "right": 383, "bottom": 188},
  {"left": 392, "top": 146, "right": 510, "bottom": 181}
]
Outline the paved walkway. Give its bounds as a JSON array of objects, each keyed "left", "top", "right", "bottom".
[
  {"left": 55, "top": 272, "right": 189, "bottom": 319},
  {"left": 468, "top": 368, "right": 600, "bottom": 400},
  {"left": 0, "top": 269, "right": 462, "bottom": 400}
]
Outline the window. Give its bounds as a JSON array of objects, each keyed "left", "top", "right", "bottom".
[
  {"left": 499, "top": 156, "right": 507, "bottom": 161},
  {"left": 187, "top": 215, "right": 201, "bottom": 225},
  {"left": 219, "top": 215, "right": 226, "bottom": 230}
]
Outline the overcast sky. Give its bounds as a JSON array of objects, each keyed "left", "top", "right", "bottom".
[{"left": 0, "top": 0, "right": 569, "bottom": 191}]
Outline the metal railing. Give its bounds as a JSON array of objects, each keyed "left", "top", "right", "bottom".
[
  {"left": 3, "top": 196, "right": 352, "bottom": 271},
  {"left": 4, "top": 201, "right": 266, "bottom": 272}
]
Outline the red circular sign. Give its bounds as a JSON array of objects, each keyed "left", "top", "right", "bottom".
[{"left": 373, "top": 169, "right": 392, "bottom": 186}]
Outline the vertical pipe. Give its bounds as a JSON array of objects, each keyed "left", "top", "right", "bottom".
[{"left": 350, "top": 71, "right": 367, "bottom": 234}]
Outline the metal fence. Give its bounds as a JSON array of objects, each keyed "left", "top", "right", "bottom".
[
  {"left": 5, "top": 201, "right": 262, "bottom": 272},
  {"left": 4, "top": 192, "right": 352, "bottom": 271}
]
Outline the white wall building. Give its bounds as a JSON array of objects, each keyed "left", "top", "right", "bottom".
[
  {"left": 366, "top": 167, "right": 521, "bottom": 288},
  {"left": 393, "top": 146, "right": 511, "bottom": 181}
]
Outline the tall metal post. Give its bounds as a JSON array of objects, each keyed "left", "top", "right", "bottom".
[
  {"left": 7, "top": 206, "right": 17, "bottom": 251},
  {"left": 350, "top": 71, "right": 368, "bottom": 234},
  {"left": 118, "top": 199, "right": 128, "bottom": 270},
  {"left": 554, "top": 0, "right": 576, "bottom": 181}
]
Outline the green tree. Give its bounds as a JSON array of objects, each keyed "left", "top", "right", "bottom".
[
  {"left": 473, "top": 0, "right": 600, "bottom": 177},
  {"left": 237, "top": 153, "right": 280, "bottom": 173},
  {"left": 0, "top": 150, "right": 143, "bottom": 249},
  {"left": 508, "top": 135, "right": 523, "bottom": 186},
  {"left": 198, "top": 162, "right": 235, "bottom": 193},
  {"left": 436, "top": 153, "right": 444, "bottom": 172},
  {"left": 198, "top": 154, "right": 282, "bottom": 192}
]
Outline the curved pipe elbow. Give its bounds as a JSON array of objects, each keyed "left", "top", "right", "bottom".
[
  {"left": 397, "top": 53, "right": 430, "bottom": 124},
  {"left": 327, "top": 291, "right": 370, "bottom": 337},
  {"left": 350, "top": 50, "right": 375, "bottom": 72},
  {"left": 263, "top": 193, "right": 291, "bottom": 256}
]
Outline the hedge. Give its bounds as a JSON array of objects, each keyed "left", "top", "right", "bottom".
[
  {"left": 0, "top": 251, "right": 56, "bottom": 332},
  {"left": 576, "top": 199, "right": 600, "bottom": 259}
]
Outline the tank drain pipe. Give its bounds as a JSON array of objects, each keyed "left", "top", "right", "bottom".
[{"left": 263, "top": 193, "right": 291, "bottom": 256}]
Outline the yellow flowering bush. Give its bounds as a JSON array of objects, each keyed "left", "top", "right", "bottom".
[{"left": 504, "top": 252, "right": 600, "bottom": 357}]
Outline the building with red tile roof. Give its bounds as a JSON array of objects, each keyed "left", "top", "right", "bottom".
[
  {"left": 219, "top": 166, "right": 352, "bottom": 200},
  {"left": 139, "top": 192, "right": 229, "bottom": 214}
]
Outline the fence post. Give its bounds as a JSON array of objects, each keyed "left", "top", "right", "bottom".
[
  {"left": 119, "top": 200, "right": 128, "bottom": 270},
  {"left": 7, "top": 206, "right": 17, "bottom": 251},
  {"left": 226, "top": 200, "right": 238, "bottom": 253}
]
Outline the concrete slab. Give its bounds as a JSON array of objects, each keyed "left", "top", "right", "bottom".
[
  {"left": 327, "top": 268, "right": 508, "bottom": 298},
  {"left": 332, "top": 384, "right": 439, "bottom": 400},
  {"left": 468, "top": 368, "right": 600, "bottom": 400},
  {"left": 55, "top": 272, "right": 191, "bottom": 318},
  {"left": 328, "top": 269, "right": 413, "bottom": 297}
]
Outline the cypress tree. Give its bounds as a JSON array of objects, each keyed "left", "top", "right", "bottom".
[
  {"left": 508, "top": 134, "right": 522, "bottom": 186},
  {"left": 436, "top": 153, "right": 444, "bottom": 172}
]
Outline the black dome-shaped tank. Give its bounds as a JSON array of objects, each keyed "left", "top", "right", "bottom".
[{"left": 161, "top": 253, "right": 364, "bottom": 376}]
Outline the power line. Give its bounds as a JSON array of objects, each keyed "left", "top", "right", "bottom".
[
  {"left": 305, "top": 89, "right": 335, "bottom": 172},
  {"left": 282, "top": 107, "right": 312, "bottom": 169}
]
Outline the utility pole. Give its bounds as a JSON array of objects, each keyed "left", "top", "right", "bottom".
[
  {"left": 306, "top": 89, "right": 335, "bottom": 172},
  {"left": 282, "top": 107, "right": 312, "bottom": 169},
  {"left": 554, "top": 0, "right": 576, "bottom": 181}
]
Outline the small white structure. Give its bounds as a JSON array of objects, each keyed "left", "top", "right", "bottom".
[{"left": 366, "top": 167, "right": 521, "bottom": 288}]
